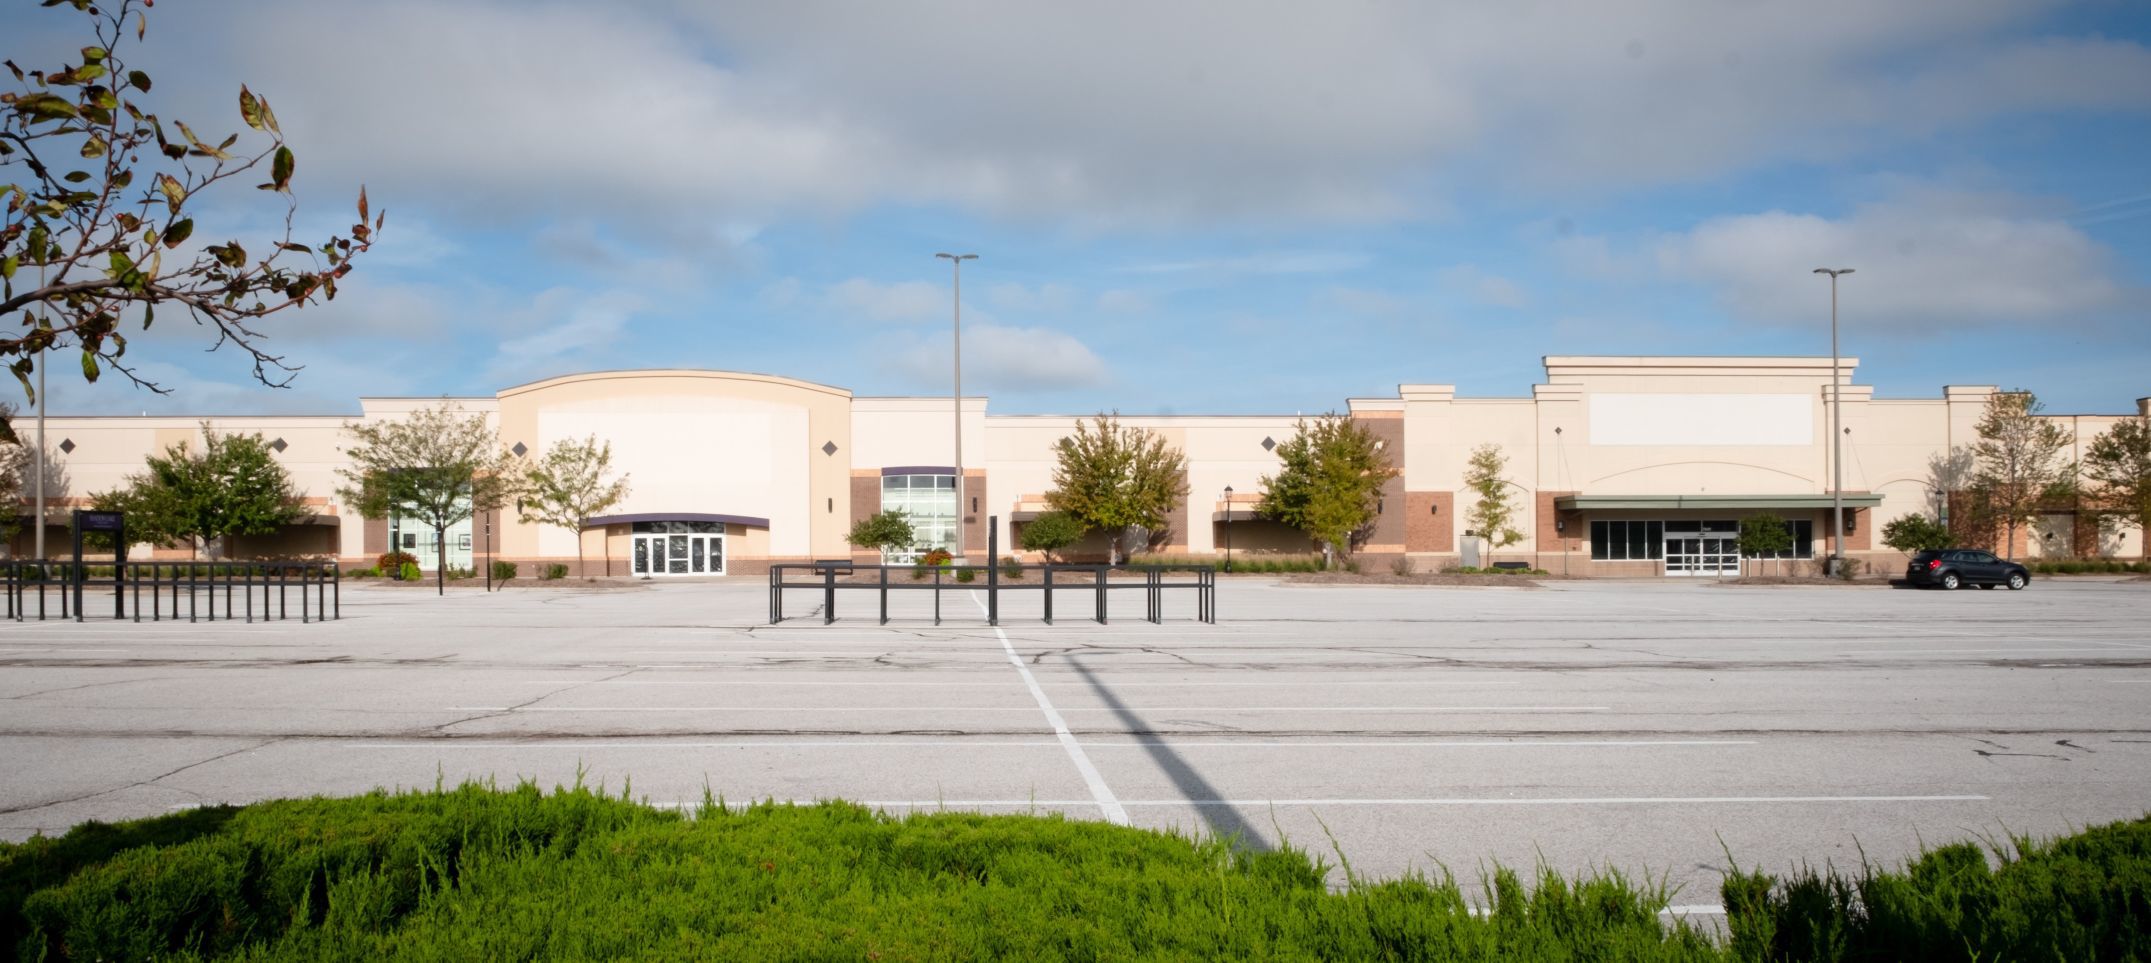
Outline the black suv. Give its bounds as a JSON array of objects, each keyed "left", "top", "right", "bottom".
[{"left": 1905, "top": 549, "right": 2030, "bottom": 590}]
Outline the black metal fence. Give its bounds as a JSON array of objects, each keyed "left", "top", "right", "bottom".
[
  {"left": 4, "top": 560, "right": 340, "bottom": 623},
  {"left": 768, "top": 560, "right": 1214, "bottom": 626}
]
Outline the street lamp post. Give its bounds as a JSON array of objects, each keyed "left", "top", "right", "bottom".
[
  {"left": 1813, "top": 267, "right": 1854, "bottom": 575},
  {"left": 1222, "top": 485, "right": 1234, "bottom": 572},
  {"left": 935, "top": 253, "right": 977, "bottom": 561}
]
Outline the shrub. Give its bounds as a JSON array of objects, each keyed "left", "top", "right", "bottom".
[
  {"left": 445, "top": 566, "right": 474, "bottom": 580},
  {"left": 1390, "top": 556, "right": 1413, "bottom": 576},
  {"left": 1341, "top": 557, "right": 1362, "bottom": 574},
  {"left": 541, "top": 563, "right": 569, "bottom": 581},
  {"left": 1018, "top": 511, "right": 1087, "bottom": 563},
  {"left": 1001, "top": 556, "right": 1024, "bottom": 580},
  {"left": 397, "top": 561, "right": 421, "bottom": 582},
  {"left": 343, "top": 567, "right": 378, "bottom": 578},
  {"left": 954, "top": 566, "right": 976, "bottom": 583},
  {"left": 490, "top": 560, "right": 518, "bottom": 581},
  {"left": 921, "top": 548, "right": 953, "bottom": 568},
  {"left": 376, "top": 551, "right": 417, "bottom": 574}
]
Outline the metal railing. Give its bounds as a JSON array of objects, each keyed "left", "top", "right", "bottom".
[
  {"left": 4, "top": 560, "right": 340, "bottom": 623},
  {"left": 768, "top": 560, "right": 1214, "bottom": 626}
]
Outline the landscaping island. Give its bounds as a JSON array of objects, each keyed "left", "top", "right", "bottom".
[{"left": 5, "top": 784, "right": 2144, "bottom": 960}]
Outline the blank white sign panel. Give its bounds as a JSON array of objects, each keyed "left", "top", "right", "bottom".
[{"left": 1588, "top": 393, "right": 1812, "bottom": 446}]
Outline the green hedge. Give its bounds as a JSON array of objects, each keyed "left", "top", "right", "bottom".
[
  {"left": 4, "top": 785, "right": 2145, "bottom": 961},
  {"left": 2027, "top": 559, "right": 2151, "bottom": 575}
]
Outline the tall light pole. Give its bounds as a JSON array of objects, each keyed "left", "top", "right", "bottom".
[
  {"left": 1813, "top": 267, "right": 1854, "bottom": 574},
  {"left": 935, "top": 252, "right": 976, "bottom": 561}
]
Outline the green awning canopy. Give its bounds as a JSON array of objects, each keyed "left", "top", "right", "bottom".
[{"left": 1554, "top": 494, "right": 1885, "bottom": 512}]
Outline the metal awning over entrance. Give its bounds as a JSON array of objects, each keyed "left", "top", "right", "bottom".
[{"left": 1554, "top": 494, "right": 1884, "bottom": 512}]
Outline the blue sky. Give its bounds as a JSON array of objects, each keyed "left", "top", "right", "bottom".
[{"left": 13, "top": 0, "right": 2151, "bottom": 416}]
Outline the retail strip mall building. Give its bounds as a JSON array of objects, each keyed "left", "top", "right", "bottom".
[{"left": 15, "top": 356, "right": 2148, "bottom": 577}]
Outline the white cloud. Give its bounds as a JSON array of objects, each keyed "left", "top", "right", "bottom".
[
  {"left": 1122, "top": 252, "right": 1371, "bottom": 276},
  {"left": 485, "top": 289, "right": 645, "bottom": 385},
  {"left": 886, "top": 324, "right": 1108, "bottom": 392},
  {"left": 1643, "top": 188, "right": 2134, "bottom": 326},
  {"left": 136, "top": 0, "right": 2148, "bottom": 230}
]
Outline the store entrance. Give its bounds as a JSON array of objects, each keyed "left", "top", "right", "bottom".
[
  {"left": 630, "top": 523, "right": 725, "bottom": 576},
  {"left": 1664, "top": 520, "right": 1740, "bottom": 576}
]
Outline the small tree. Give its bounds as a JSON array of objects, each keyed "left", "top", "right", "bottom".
[
  {"left": 1462, "top": 443, "right": 1525, "bottom": 561},
  {"left": 1257, "top": 415, "right": 1398, "bottom": 569},
  {"left": 2085, "top": 415, "right": 2151, "bottom": 558},
  {"left": 0, "top": 428, "right": 69, "bottom": 551},
  {"left": 1880, "top": 513, "right": 1952, "bottom": 555},
  {"left": 848, "top": 509, "right": 915, "bottom": 563},
  {"left": 1737, "top": 512, "right": 1794, "bottom": 577},
  {"left": 1046, "top": 414, "right": 1188, "bottom": 565},
  {"left": 1, "top": 0, "right": 380, "bottom": 431},
  {"left": 1018, "top": 510, "right": 1086, "bottom": 563},
  {"left": 336, "top": 402, "right": 513, "bottom": 595},
  {"left": 515, "top": 436, "right": 630, "bottom": 579},
  {"left": 89, "top": 426, "right": 305, "bottom": 558},
  {"left": 1972, "top": 391, "right": 2074, "bottom": 560}
]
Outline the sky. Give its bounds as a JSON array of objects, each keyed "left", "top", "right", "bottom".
[{"left": 11, "top": 0, "right": 2151, "bottom": 417}]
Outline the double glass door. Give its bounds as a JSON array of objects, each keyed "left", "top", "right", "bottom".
[
  {"left": 1663, "top": 521, "right": 1740, "bottom": 576},
  {"left": 632, "top": 533, "right": 724, "bottom": 576}
]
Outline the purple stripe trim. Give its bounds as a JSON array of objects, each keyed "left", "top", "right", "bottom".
[
  {"left": 880, "top": 466, "right": 957, "bottom": 476},
  {"left": 583, "top": 512, "right": 771, "bottom": 529}
]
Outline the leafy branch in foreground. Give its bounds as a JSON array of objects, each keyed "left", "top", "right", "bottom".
[{"left": 0, "top": 0, "right": 382, "bottom": 438}]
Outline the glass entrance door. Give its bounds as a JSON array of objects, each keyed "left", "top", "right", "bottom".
[
  {"left": 631, "top": 532, "right": 725, "bottom": 576},
  {"left": 1664, "top": 521, "right": 1740, "bottom": 576}
]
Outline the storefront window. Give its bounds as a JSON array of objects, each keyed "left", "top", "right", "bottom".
[{"left": 882, "top": 474, "right": 958, "bottom": 561}]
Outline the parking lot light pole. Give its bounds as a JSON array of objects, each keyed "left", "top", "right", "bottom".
[
  {"left": 936, "top": 252, "right": 976, "bottom": 562},
  {"left": 1813, "top": 267, "right": 1854, "bottom": 574}
]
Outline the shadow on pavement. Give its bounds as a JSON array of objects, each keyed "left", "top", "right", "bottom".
[{"left": 1067, "top": 658, "right": 1270, "bottom": 852}]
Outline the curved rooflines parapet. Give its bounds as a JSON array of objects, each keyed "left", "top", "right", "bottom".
[{"left": 495, "top": 369, "right": 853, "bottom": 401}]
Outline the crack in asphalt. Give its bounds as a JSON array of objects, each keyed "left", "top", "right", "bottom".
[{"left": 0, "top": 738, "right": 277, "bottom": 817}]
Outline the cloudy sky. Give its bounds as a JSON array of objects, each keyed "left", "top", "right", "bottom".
[{"left": 12, "top": 0, "right": 2151, "bottom": 416}]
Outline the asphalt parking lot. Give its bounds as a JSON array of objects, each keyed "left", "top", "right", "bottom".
[{"left": 4, "top": 574, "right": 2149, "bottom": 915}]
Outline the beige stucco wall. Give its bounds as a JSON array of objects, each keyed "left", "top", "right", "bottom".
[{"left": 494, "top": 371, "right": 850, "bottom": 560}]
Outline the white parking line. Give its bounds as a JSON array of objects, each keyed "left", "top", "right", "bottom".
[
  {"left": 510, "top": 679, "right": 1526, "bottom": 687},
  {"left": 338, "top": 738, "right": 1753, "bottom": 750},
  {"left": 444, "top": 705, "right": 1611, "bottom": 713},
  {"left": 971, "top": 591, "right": 1127, "bottom": 825}
]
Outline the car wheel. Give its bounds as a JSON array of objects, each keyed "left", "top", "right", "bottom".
[
  {"left": 1941, "top": 572, "right": 1960, "bottom": 590},
  {"left": 2007, "top": 572, "right": 2027, "bottom": 591}
]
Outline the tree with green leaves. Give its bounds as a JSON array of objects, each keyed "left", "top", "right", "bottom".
[
  {"left": 2085, "top": 414, "right": 2151, "bottom": 558},
  {"left": 0, "top": 0, "right": 380, "bottom": 442},
  {"left": 0, "top": 401, "right": 21, "bottom": 543},
  {"left": 89, "top": 425, "right": 305, "bottom": 559},
  {"left": 1017, "top": 510, "right": 1086, "bottom": 563},
  {"left": 515, "top": 436, "right": 630, "bottom": 579},
  {"left": 1973, "top": 391, "right": 2074, "bottom": 560},
  {"left": 1461, "top": 443, "right": 1524, "bottom": 561},
  {"left": 1258, "top": 415, "right": 1399, "bottom": 570},
  {"left": 1737, "top": 512, "right": 1794, "bottom": 577},
  {"left": 336, "top": 402, "right": 512, "bottom": 595},
  {"left": 847, "top": 509, "right": 916, "bottom": 563},
  {"left": 1046, "top": 414, "right": 1188, "bottom": 565},
  {"left": 1881, "top": 513, "right": 1952, "bottom": 555}
]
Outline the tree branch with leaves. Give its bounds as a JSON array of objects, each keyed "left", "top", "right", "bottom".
[
  {"left": 1462, "top": 443, "right": 1525, "bottom": 560},
  {"left": 2085, "top": 414, "right": 2151, "bottom": 557},
  {"left": 1046, "top": 414, "right": 1188, "bottom": 565},
  {"left": 1972, "top": 390, "right": 2074, "bottom": 560},
  {"left": 1257, "top": 415, "right": 1398, "bottom": 569},
  {"left": 0, "top": 0, "right": 380, "bottom": 440},
  {"left": 335, "top": 403, "right": 511, "bottom": 595},
  {"left": 515, "top": 435, "right": 631, "bottom": 578}
]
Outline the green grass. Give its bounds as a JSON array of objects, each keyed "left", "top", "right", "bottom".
[{"left": 2, "top": 783, "right": 2145, "bottom": 960}]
